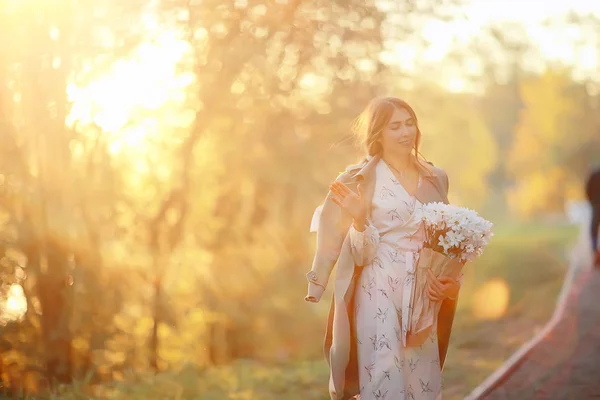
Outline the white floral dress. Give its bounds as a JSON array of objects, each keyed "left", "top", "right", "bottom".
[{"left": 349, "top": 159, "right": 442, "bottom": 400}]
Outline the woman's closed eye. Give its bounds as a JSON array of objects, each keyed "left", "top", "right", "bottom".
[{"left": 389, "top": 120, "right": 414, "bottom": 130}]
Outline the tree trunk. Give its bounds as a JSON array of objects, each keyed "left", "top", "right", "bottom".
[
  {"left": 37, "top": 241, "right": 73, "bottom": 386},
  {"left": 149, "top": 276, "right": 161, "bottom": 372}
]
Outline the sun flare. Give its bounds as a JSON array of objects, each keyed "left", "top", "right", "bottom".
[
  {"left": 66, "top": 28, "right": 195, "bottom": 156},
  {"left": 472, "top": 278, "right": 510, "bottom": 320},
  {"left": 1, "top": 284, "right": 27, "bottom": 323}
]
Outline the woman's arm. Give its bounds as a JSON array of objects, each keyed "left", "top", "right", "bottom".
[{"left": 348, "top": 221, "right": 380, "bottom": 267}]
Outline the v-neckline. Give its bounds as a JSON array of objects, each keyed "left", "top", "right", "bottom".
[{"left": 381, "top": 160, "right": 421, "bottom": 199}]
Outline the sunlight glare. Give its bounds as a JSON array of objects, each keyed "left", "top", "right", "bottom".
[
  {"left": 67, "top": 28, "right": 194, "bottom": 155},
  {"left": 1, "top": 284, "right": 27, "bottom": 323},
  {"left": 389, "top": 0, "right": 600, "bottom": 92},
  {"left": 444, "top": 76, "right": 467, "bottom": 93},
  {"left": 472, "top": 278, "right": 510, "bottom": 320},
  {"left": 299, "top": 73, "right": 330, "bottom": 96}
]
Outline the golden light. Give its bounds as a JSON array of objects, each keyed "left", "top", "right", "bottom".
[
  {"left": 386, "top": 0, "right": 600, "bottom": 94},
  {"left": 299, "top": 72, "right": 331, "bottom": 95},
  {"left": 471, "top": 278, "right": 510, "bottom": 320},
  {"left": 1, "top": 284, "right": 27, "bottom": 323},
  {"left": 445, "top": 76, "right": 468, "bottom": 93},
  {"left": 66, "top": 28, "right": 195, "bottom": 156}
]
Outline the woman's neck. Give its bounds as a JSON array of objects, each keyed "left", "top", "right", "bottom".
[{"left": 382, "top": 152, "right": 414, "bottom": 173}]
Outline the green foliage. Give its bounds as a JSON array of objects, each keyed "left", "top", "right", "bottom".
[{"left": 507, "top": 69, "right": 600, "bottom": 217}]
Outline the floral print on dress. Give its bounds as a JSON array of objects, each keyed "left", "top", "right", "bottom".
[{"left": 349, "top": 159, "right": 442, "bottom": 399}]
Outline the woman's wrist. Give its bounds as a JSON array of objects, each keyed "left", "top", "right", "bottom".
[{"left": 353, "top": 216, "right": 367, "bottom": 232}]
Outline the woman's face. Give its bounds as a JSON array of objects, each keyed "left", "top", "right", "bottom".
[{"left": 379, "top": 107, "right": 417, "bottom": 157}]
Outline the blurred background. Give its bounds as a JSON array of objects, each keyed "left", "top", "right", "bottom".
[{"left": 0, "top": 0, "right": 599, "bottom": 398}]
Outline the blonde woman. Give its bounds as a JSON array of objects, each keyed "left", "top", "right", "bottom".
[{"left": 305, "top": 97, "right": 461, "bottom": 399}]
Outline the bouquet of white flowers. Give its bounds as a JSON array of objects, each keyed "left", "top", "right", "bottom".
[
  {"left": 420, "top": 202, "right": 494, "bottom": 262},
  {"left": 405, "top": 202, "right": 494, "bottom": 346}
]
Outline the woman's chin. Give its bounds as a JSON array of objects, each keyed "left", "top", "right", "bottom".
[
  {"left": 391, "top": 147, "right": 413, "bottom": 156},
  {"left": 385, "top": 144, "right": 410, "bottom": 152}
]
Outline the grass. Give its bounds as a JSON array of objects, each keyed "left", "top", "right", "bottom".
[
  {"left": 31, "top": 221, "right": 580, "bottom": 399},
  {"left": 26, "top": 361, "right": 332, "bottom": 400}
]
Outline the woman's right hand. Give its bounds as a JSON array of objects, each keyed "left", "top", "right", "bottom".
[{"left": 329, "top": 181, "right": 367, "bottom": 229}]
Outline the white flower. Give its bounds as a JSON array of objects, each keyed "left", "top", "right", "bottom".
[
  {"left": 438, "top": 234, "right": 452, "bottom": 252},
  {"left": 446, "top": 230, "right": 465, "bottom": 247}
]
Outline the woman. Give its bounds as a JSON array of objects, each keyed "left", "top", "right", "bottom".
[{"left": 305, "top": 97, "right": 461, "bottom": 400}]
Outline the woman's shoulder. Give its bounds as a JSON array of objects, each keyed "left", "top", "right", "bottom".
[
  {"left": 334, "top": 159, "right": 369, "bottom": 183},
  {"left": 424, "top": 161, "right": 449, "bottom": 193},
  {"left": 423, "top": 160, "right": 448, "bottom": 178}
]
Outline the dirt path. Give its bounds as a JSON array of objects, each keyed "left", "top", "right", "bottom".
[{"left": 478, "top": 265, "right": 600, "bottom": 399}]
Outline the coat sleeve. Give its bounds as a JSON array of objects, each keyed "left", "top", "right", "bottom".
[
  {"left": 435, "top": 167, "right": 459, "bottom": 369},
  {"left": 305, "top": 173, "right": 353, "bottom": 303}
]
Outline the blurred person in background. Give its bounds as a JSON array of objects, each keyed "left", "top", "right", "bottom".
[
  {"left": 586, "top": 167, "right": 600, "bottom": 268},
  {"left": 305, "top": 97, "right": 460, "bottom": 400}
]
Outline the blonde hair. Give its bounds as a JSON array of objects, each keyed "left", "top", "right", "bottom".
[{"left": 352, "top": 97, "right": 428, "bottom": 165}]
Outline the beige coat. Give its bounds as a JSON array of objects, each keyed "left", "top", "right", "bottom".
[{"left": 305, "top": 154, "right": 458, "bottom": 400}]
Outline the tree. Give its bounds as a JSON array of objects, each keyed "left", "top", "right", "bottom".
[
  {"left": 507, "top": 69, "right": 598, "bottom": 217},
  {"left": 0, "top": 0, "right": 148, "bottom": 391}
]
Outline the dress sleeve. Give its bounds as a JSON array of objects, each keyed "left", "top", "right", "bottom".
[{"left": 348, "top": 220, "right": 380, "bottom": 266}]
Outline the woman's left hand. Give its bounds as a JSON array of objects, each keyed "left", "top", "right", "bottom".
[{"left": 426, "top": 269, "right": 460, "bottom": 302}]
